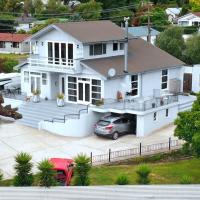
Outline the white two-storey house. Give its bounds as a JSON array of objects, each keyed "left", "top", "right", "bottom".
[{"left": 19, "top": 20, "right": 196, "bottom": 137}]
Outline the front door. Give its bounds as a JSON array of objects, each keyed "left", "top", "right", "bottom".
[
  {"left": 31, "top": 76, "right": 41, "bottom": 93},
  {"left": 78, "top": 79, "right": 90, "bottom": 104},
  {"left": 183, "top": 73, "right": 192, "bottom": 93}
]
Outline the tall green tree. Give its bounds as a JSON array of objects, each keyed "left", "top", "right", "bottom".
[
  {"left": 24, "top": 0, "right": 34, "bottom": 15},
  {"left": 184, "top": 34, "right": 200, "bottom": 65},
  {"left": 33, "top": 0, "right": 44, "bottom": 15},
  {"left": 13, "top": 152, "right": 34, "bottom": 186},
  {"left": 175, "top": 93, "right": 200, "bottom": 157},
  {"left": 155, "top": 27, "right": 185, "bottom": 60},
  {"left": 5, "top": 0, "right": 23, "bottom": 13},
  {"left": 75, "top": 0, "right": 102, "bottom": 20}
]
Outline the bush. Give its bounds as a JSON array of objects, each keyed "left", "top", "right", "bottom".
[
  {"left": 74, "top": 154, "right": 91, "bottom": 186},
  {"left": 3, "top": 59, "right": 18, "bottom": 73},
  {"left": 0, "top": 170, "right": 3, "bottom": 182},
  {"left": 180, "top": 175, "right": 192, "bottom": 184},
  {"left": 13, "top": 152, "right": 33, "bottom": 186},
  {"left": 116, "top": 175, "right": 129, "bottom": 185},
  {"left": 37, "top": 159, "right": 57, "bottom": 187},
  {"left": 136, "top": 164, "right": 151, "bottom": 184}
]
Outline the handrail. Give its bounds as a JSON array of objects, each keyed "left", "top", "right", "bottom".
[{"left": 44, "top": 105, "right": 89, "bottom": 123}]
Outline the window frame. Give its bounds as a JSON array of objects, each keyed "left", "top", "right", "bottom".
[
  {"left": 131, "top": 75, "right": 139, "bottom": 96},
  {"left": 161, "top": 69, "right": 168, "bottom": 90},
  {"left": 12, "top": 42, "right": 19, "bottom": 48},
  {"left": 89, "top": 43, "right": 107, "bottom": 56},
  {"left": 0, "top": 41, "right": 5, "bottom": 48}
]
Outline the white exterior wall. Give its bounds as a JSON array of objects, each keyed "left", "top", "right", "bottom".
[
  {"left": 136, "top": 104, "right": 178, "bottom": 137},
  {"left": 0, "top": 41, "right": 29, "bottom": 54},
  {"left": 178, "top": 14, "right": 200, "bottom": 26},
  {"left": 192, "top": 65, "right": 200, "bottom": 93},
  {"left": 140, "top": 35, "right": 157, "bottom": 45},
  {"left": 39, "top": 109, "right": 103, "bottom": 137}
]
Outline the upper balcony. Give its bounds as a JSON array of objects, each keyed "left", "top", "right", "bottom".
[{"left": 27, "top": 54, "right": 78, "bottom": 73}]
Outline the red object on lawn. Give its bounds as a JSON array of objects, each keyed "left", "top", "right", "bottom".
[{"left": 49, "top": 158, "right": 74, "bottom": 186}]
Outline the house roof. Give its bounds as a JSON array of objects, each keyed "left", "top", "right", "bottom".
[
  {"left": 178, "top": 12, "right": 200, "bottom": 20},
  {"left": 81, "top": 38, "right": 184, "bottom": 77},
  {"left": 128, "top": 26, "right": 160, "bottom": 37},
  {"left": 0, "top": 33, "right": 30, "bottom": 42},
  {"left": 54, "top": 21, "right": 126, "bottom": 43},
  {"left": 193, "top": 12, "right": 200, "bottom": 17}
]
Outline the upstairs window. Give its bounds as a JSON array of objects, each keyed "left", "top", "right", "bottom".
[
  {"left": 0, "top": 41, "right": 5, "bottom": 48},
  {"left": 120, "top": 43, "right": 124, "bottom": 50},
  {"left": 131, "top": 75, "right": 138, "bottom": 96},
  {"left": 161, "top": 69, "right": 168, "bottom": 90},
  {"left": 113, "top": 42, "right": 125, "bottom": 51},
  {"left": 89, "top": 43, "right": 106, "bottom": 56}
]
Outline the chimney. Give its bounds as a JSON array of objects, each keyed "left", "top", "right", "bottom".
[{"left": 124, "top": 17, "right": 129, "bottom": 73}]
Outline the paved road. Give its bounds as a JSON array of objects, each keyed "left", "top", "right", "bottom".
[{"left": 0, "top": 119, "right": 176, "bottom": 179}]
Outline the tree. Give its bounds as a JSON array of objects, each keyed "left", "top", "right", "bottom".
[
  {"left": 33, "top": 0, "right": 44, "bottom": 15},
  {"left": 5, "top": 0, "right": 23, "bottom": 13},
  {"left": 175, "top": 93, "right": 200, "bottom": 156},
  {"left": 37, "top": 159, "right": 57, "bottom": 187},
  {"left": 24, "top": 0, "right": 34, "bottom": 15},
  {"left": 184, "top": 34, "right": 200, "bottom": 65},
  {"left": 155, "top": 27, "right": 185, "bottom": 60},
  {"left": 74, "top": 154, "right": 91, "bottom": 186},
  {"left": 190, "top": 0, "right": 200, "bottom": 11},
  {"left": 13, "top": 152, "right": 33, "bottom": 186},
  {"left": 75, "top": 0, "right": 102, "bottom": 20}
]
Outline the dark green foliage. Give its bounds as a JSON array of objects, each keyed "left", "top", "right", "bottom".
[
  {"left": 175, "top": 93, "right": 200, "bottom": 157},
  {"left": 136, "top": 164, "right": 151, "bottom": 184},
  {"left": 37, "top": 159, "right": 57, "bottom": 187},
  {"left": 156, "top": 27, "right": 185, "bottom": 60},
  {"left": 3, "top": 59, "right": 18, "bottom": 73},
  {"left": 180, "top": 175, "right": 192, "bottom": 184},
  {"left": 13, "top": 152, "right": 33, "bottom": 186},
  {"left": 0, "top": 170, "right": 3, "bottom": 182},
  {"left": 74, "top": 154, "right": 91, "bottom": 186},
  {"left": 116, "top": 175, "right": 130, "bottom": 185}
]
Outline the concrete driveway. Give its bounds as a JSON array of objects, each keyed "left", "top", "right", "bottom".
[{"left": 0, "top": 119, "right": 176, "bottom": 179}]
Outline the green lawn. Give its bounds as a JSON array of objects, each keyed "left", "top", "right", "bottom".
[
  {"left": 0, "top": 54, "right": 28, "bottom": 60},
  {"left": 88, "top": 158, "right": 200, "bottom": 185}
]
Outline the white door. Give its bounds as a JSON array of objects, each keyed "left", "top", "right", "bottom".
[
  {"left": 78, "top": 79, "right": 90, "bottom": 105},
  {"left": 31, "top": 76, "right": 41, "bottom": 93}
]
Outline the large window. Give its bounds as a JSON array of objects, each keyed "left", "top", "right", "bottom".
[
  {"left": 161, "top": 69, "right": 168, "bottom": 90},
  {"left": 131, "top": 75, "right": 138, "bottom": 96},
  {"left": 89, "top": 43, "right": 106, "bottom": 56},
  {"left": 0, "top": 41, "right": 5, "bottom": 48},
  {"left": 68, "top": 76, "right": 77, "bottom": 102},
  {"left": 92, "top": 79, "right": 101, "bottom": 104},
  {"left": 12, "top": 42, "right": 19, "bottom": 48}
]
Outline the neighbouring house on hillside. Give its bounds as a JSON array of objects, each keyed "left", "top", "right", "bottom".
[
  {"left": 165, "top": 8, "right": 182, "bottom": 24},
  {"left": 127, "top": 26, "right": 160, "bottom": 45},
  {"left": 13, "top": 20, "right": 196, "bottom": 138},
  {"left": 0, "top": 33, "right": 30, "bottom": 54},
  {"left": 15, "top": 17, "right": 35, "bottom": 32},
  {"left": 177, "top": 12, "right": 200, "bottom": 26}
]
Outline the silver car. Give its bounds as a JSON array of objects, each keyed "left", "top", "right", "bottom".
[{"left": 94, "top": 115, "right": 134, "bottom": 140}]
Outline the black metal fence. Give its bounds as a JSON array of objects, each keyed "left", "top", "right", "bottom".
[{"left": 90, "top": 138, "right": 184, "bottom": 165}]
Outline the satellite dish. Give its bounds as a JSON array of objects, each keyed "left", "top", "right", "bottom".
[{"left": 108, "top": 68, "right": 116, "bottom": 77}]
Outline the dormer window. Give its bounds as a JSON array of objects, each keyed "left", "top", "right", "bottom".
[{"left": 89, "top": 43, "right": 106, "bottom": 56}]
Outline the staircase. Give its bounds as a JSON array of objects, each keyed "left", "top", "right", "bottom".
[{"left": 16, "top": 100, "right": 86, "bottom": 128}]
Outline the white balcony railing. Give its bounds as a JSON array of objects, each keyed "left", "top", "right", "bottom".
[{"left": 27, "top": 54, "right": 76, "bottom": 71}]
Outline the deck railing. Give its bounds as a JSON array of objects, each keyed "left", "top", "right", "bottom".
[{"left": 27, "top": 54, "right": 75, "bottom": 70}]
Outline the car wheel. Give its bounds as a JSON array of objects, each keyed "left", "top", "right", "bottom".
[{"left": 112, "top": 132, "right": 119, "bottom": 140}]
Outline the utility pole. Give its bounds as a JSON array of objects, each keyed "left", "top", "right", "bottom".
[{"left": 147, "top": 0, "right": 151, "bottom": 44}]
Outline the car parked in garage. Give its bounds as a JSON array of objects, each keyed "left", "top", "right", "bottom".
[
  {"left": 49, "top": 158, "right": 74, "bottom": 186},
  {"left": 94, "top": 115, "right": 135, "bottom": 140}
]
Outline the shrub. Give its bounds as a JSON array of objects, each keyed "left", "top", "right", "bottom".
[
  {"left": 136, "top": 164, "right": 151, "bottom": 184},
  {"left": 13, "top": 152, "right": 33, "bottom": 186},
  {"left": 3, "top": 59, "right": 18, "bottom": 73},
  {"left": 37, "top": 159, "right": 57, "bottom": 187},
  {"left": 74, "top": 154, "right": 91, "bottom": 186},
  {"left": 180, "top": 175, "right": 192, "bottom": 184},
  {"left": 116, "top": 175, "right": 129, "bottom": 185}
]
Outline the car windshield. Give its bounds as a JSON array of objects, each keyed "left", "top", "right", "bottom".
[{"left": 97, "top": 120, "right": 110, "bottom": 126}]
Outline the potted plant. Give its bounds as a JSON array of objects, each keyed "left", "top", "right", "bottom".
[
  {"left": 95, "top": 99, "right": 104, "bottom": 106},
  {"left": 57, "top": 93, "right": 65, "bottom": 107},
  {"left": 32, "top": 89, "right": 41, "bottom": 103}
]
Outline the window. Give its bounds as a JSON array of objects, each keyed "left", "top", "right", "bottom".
[
  {"left": 42, "top": 73, "right": 47, "bottom": 85},
  {"left": 24, "top": 71, "right": 29, "bottom": 83},
  {"left": 12, "top": 42, "right": 19, "bottom": 48},
  {"left": 92, "top": 79, "right": 101, "bottom": 105},
  {"left": 120, "top": 43, "right": 124, "bottom": 50},
  {"left": 89, "top": 43, "right": 106, "bottom": 56},
  {"left": 131, "top": 75, "right": 138, "bottom": 96},
  {"left": 161, "top": 69, "right": 168, "bottom": 89},
  {"left": 166, "top": 109, "right": 169, "bottom": 117},
  {"left": 113, "top": 43, "right": 118, "bottom": 51},
  {"left": 153, "top": 112, "right": 157, "bottom": 121},
  {"left": 68, "top": 76, "right": 77, "bottom": 102},
  {"left": 0, "top": 41, "right": 5, "bottom": 48}
]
